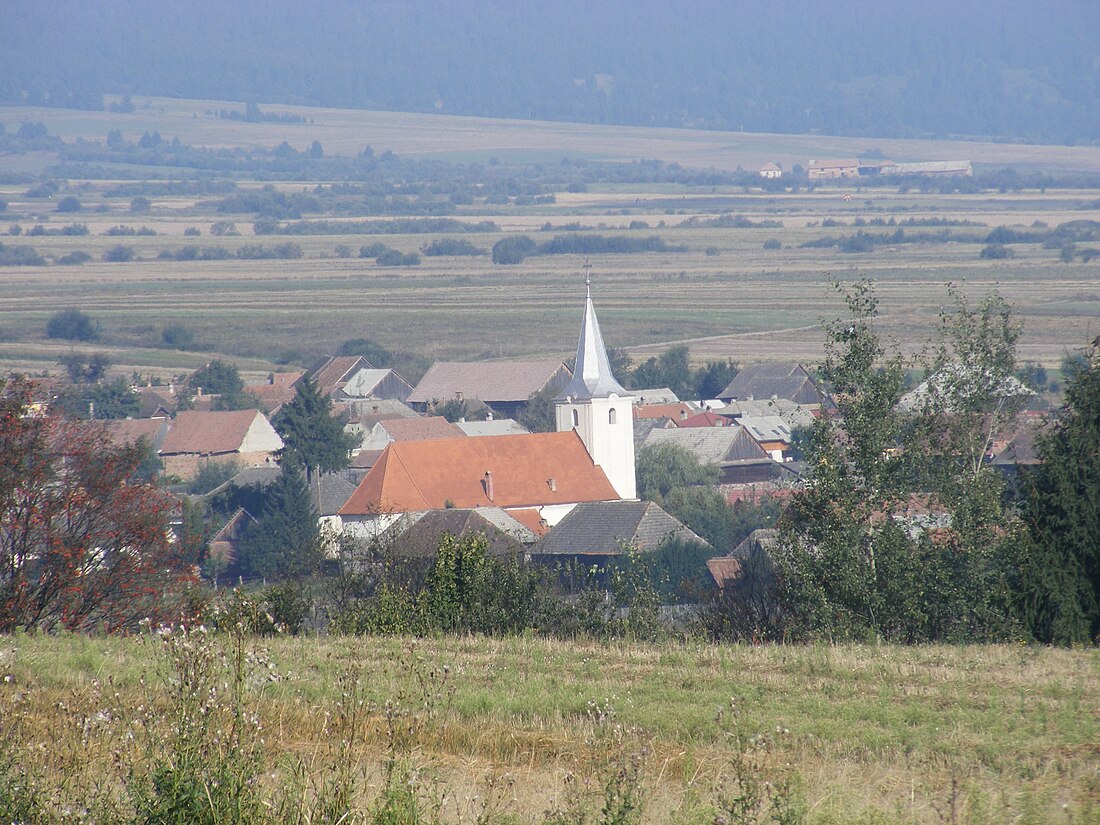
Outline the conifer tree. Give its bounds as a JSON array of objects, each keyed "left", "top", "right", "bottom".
[
  {"left": 1017, "top": 347, "right": 1100, "bottom": 644},
  {"left": 236, "top": 463, "right": 319, "bottom": 580},
  {"left": 273, "top": 375, "right": 356, "bottom": 479}
]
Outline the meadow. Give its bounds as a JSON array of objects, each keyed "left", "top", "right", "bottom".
[{"left": 1, "top": 632, "right": 1096, "bottom": 824}]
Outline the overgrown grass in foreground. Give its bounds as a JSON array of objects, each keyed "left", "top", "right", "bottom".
[{"left": 1, "top": 632, "right": 1096, "bottom": 824}]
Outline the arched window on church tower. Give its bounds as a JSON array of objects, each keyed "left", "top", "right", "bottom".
[
  {"left": 572, "top": 409, "right": 579, "bottom": 427},
  {"left": 608, "top": 407, "right": 617, "bottom": 425}
]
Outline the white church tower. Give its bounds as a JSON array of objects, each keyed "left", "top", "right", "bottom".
[{"left": 555, "top": 266, "right": 637, "bottom": 500}]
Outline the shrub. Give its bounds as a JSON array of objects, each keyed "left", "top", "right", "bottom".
[
  {"left": 0, "top": 242, "right": 46, "bottom": 266},
  {"left": 491, "top": 235, "right": 537, "bottom": 264},
  {"left": 162, "top": 324, "right": 197, "bottom": 349},
  {"left": 57, "top": 250, "right": 91, "bottom": 265},
  {"left": 376, "top": 249, "right": 420, "bottom": 266},
  {"left": 980, "top": 242, "right": 1011, "bottom": 259},
  {"left": 421, "top": 238, "right": 485, "bottom": 256},
  {"left": 130, "top": 196, "right": 151, "bottom": 213},
  {"left": 763, "top": 238, "right": 782, "bottom": 250},
  {"left": 183, "top": 226, "right": 201, "bottom": 236},
  {"left": 46, "top": 308, "right": 98, "bottom": 341},
  {"left": 103, "top": 244, "right": 135, "bottom": 262},
  {"left": 56, "top": 195, "right": 82, "bottom": 212}
]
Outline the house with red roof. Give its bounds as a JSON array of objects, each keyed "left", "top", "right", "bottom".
[
  {"left": 338, "top": 430, "right": 619, "bottom": 536},
  {"left": 158, "top": 410, "right": 283, "bottom": 480}
]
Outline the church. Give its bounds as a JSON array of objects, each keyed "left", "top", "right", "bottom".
[{"left": 337, "top": 276, "right": 637, "bottom": 536}]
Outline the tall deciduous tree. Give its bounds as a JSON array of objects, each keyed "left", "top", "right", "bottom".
[
  {"left": 1016, "top": 347, "right": 1100, "bottom": 644},
  {"left": 272, "top": 376, "right": 356, "bottom": 479},
  {"left": 0, "top": 376, "right": 198, "bottom": 632},
  {"left": 773, "top": 281, "right": 1020, "bottom": 643}
]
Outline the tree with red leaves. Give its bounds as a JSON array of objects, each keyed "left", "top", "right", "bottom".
[{"left": 1, "top": 375, "right": 200, "bottom": 632}]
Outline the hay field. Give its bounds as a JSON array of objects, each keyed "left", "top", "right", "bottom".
[
  {"left": 6, "top": 95, "right": 1100, "bottom": 172},
  {"left": 1, "top": 100, "right": 1099, "bottom": 379},
  {"left": 2, "top": 634, "right": 1096, "bottom": 823},
  {"left": 2, "top": 191, "right": 1099, "bottom": 379}
]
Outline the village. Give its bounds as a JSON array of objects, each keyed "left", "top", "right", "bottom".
[{"left": 11, "top": 269, "right": 1051, "bottom": 618}]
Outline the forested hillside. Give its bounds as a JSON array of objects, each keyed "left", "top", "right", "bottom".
[{"left": 3, "top": 0, "right": 1097, "bottom": 144}]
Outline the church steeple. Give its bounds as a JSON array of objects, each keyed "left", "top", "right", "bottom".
[
  {"left": 557, "top": 261, "right": 629, "bottom": 401},
  {"left": 555, "top": 264, "right": 636, "bottom": 500}
]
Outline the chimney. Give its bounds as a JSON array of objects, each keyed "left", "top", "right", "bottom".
[
  {"left": 482, "top": 471, "right": 494, "bottom": 502},
  {"left": 197, "top": 386, "right": 203, "bottom": 397}
]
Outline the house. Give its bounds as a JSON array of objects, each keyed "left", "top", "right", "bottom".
[
  {"left": 204, "top": 465, "right": 359, "bottom": 535},
  {"left": 706, "top": 528, "right": 778, "bottom": 589},
  {"left": 338, "top": 430, "right": 621, "bottom": 537},
  {"left": 715, "top": 397, "right": 817, "bottom": 429},
  {"left": 206, "top": 507, "right": 257, "bottom": 574},
  {"left": 634, "top": 402, "right": 697, "bottom": 424},
  {"left": 337, "top": 368, "right": 413, "bottom": 403},
  {"left": 136, "top": 386, "right": 178, "bottom": 419},
  {"left": 679, "top": 410, "right": 734, "bottom": 428},
  {"left": 642, "top": 425, "right": 783, "bottom": 485},
  {"left": 301, "top": 355, "right": 376, "bottom": 398},
  {"left": 718, "top": 363, "right": 827, "bottom": 407},
  {"left": 407, "top": 359, "right": 572, "bottom": 418},
  {"left": 245, "top": 371, "right": 303, "bottom": 414},
  {"left": 736, "top": 416, "right": 793, "bottom": 460},
  {"left": 882, "top": 160, "right": 973, "bottom": 178},
  {"left": 358, "top": 415, "right": 466, "bottom": 452},
  {"left": 759, "top": 162, "right": 782, "bottom": 179},
  {"left": 158, "top": 410, "right": 283, "bottom": 480},
  {"left": 807, "top": 158, "right": 861, "bottom": 180},
  {"left": 455, "top": 418, "right": 531, "bottom": 437},
  {"left": 101, "top": 417, "right": 171, "bottom": 452},
  {"left": 632, "top": 388, "right": 680, "bottom": 405},
  {"left": 632, "top": 416, "right": 678, "bottom": 450},
  {"left": 379, "top": 507, "right": 539, "bottom": 560},
  {"left": 532, "top": 500, "right": 709, "bottom": 565},
  {"left": 337, "top": 398, "right": 420, "bottom": 442}
]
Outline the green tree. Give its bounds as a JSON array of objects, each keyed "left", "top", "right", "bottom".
[
  {"left": 630, "top": 344, "right": 693, "bottom": 398},
  {"left": 187, "top": 359, "right": 244, "bottom": 396},
  {"left": 774, "top": 281, "right": 1020, "bottom": 643},
  {"left": 56, "top": 196, "right": 82, "bottom": 213},
  {"left": 1016, "top": 346, "right": 1100, "bottom": 644},
  {"left": 636, "top": 442, "right": 720, "bottom": 501},
  {"left": 695, "top": 359, "right": 738, "bottom": 399},
  {"left": 518, "top": 385, "right": 557, "bottom": 432},
  {"left": 235, "top": 463, "right": 319, "bottom": 580},
  {"left": 273, "top": 375, "right": 356, "bottom": 479},
  {"left": 59, "top": 377, "right": 139, "bottom": 420},
  {"left": 46, "top": 308, "right": 98, "bottom": 341},
  {"left": 491, "top": 235, "right": 536, "bottom": 264},
  {"left": 59, "top": 351, "right": 111, "bottom": 383}
]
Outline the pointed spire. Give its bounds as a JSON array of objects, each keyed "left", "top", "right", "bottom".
[{"left": 557, "top": 265, "right": 630, "bottom": 400}]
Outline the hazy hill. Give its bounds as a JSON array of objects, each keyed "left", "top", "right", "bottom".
[{"left": 3, "top": 0, "right": 1098, "bottom": 144}]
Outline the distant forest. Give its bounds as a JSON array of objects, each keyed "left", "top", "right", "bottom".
[{"left": 3, "top": 0, "right": 1098, "bottom": 144}]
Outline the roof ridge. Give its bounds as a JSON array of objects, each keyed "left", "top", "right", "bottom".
[{"left": 389, "top": 443, "right": 431, "bottom": 510}]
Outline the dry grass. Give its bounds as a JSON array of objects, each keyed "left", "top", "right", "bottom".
[
  {"left": 2, "top": 634, "right": 1097, "bottom": 823},
  {"left": 6, "top": 96, "right": 1100, "bottom": 172}
]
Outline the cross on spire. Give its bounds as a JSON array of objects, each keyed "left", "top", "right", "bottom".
[{"left": 583, "top": 258, "right": 592, "bottom": 297}]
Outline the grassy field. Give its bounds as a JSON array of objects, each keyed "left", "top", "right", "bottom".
[
  {"left": 1, "top": 98, "right": 1099, "bottom": 381},
  {"left": 2, "top": 633, "right": 1096, "bottom": 823},
  {"left": 6, "top": 96, "right": 1100, "bottom": 172}
]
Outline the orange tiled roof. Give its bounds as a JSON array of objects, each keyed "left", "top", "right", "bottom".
[
  {"left": 679, "top": 411, "right": 731, "bottom": 428},
  {"left": 634, "top": 402, "right": 694, "bottom": 422},
  {"left": 340, "top": 431, "right": 617, "bottom": 515},
  {"left": 160, "top": 410, "right": 264, "bottom": 455}
]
